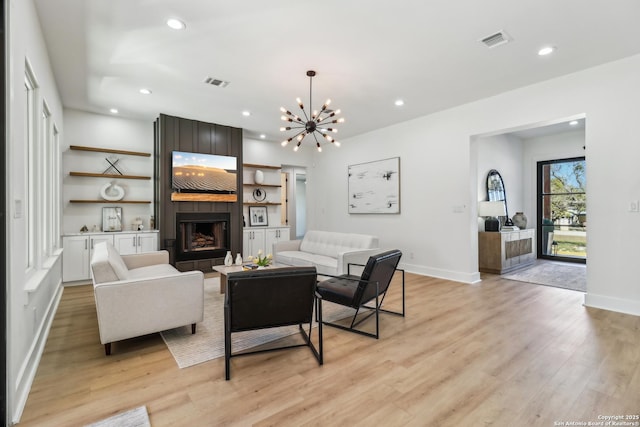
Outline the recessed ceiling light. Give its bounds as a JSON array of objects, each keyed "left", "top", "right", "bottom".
[
  {"left": 260, "top": 134, "right": 266, "bottom": 139},
  {"left": 139, "top": 88, "right": 152, "bottom": 95},
  {"left": 109, "top": 108, "right": 119, "bottom": 114},
  {"left": 569, "top": 120, "right": 579, "bottom": 126},
  {"left": 538, "top": 46, "right": 555, "bottom": 56},
  {"left": 395, "top": 99, "right": 404, "bottom": 107},
  {"left": 242, "top": 111, "right": 251, "bottom": 117},
  {"left": 166, "top": 18, "right": 186, "bottom": 30}
]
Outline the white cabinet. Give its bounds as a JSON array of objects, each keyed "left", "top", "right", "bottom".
[
  {"left": 265, "top": 227, "right": 290, "bottom": 254},
  {"left": 63, "top": 231, "right": 159, "bottom": 282},
  {"left": 113, "top": 232, "right": 158, "bottom": 255},
  {"left": 243, "top": 229, "right": 266, "bottom": 260},
  {"left": 62, "top": 234, "right": 114, "bottom": 282},
  {"left": 243, "top": 227, "right": 290, "bottom": 260}
]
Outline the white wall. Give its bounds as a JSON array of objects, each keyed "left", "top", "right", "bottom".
[
  {"left": 62, "top": 109, "right": 154, "bottom": 233},
  {"left": 7, "top": 0, "right": 65, "bottom": 422},
  {"left": 307, "top": 54, "right": 640, "bottom": 316}
]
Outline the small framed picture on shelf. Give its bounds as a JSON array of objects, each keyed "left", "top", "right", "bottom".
[
  {"left": 249, "top": 206, "right": 268, "bottom": 227},
  {"left": 102, "top": 207, "right": 122, "bottom": 232}
]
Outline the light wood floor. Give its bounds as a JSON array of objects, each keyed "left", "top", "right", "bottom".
[{"left": 18, "top": 273, "right": 640, "bottom": 426}]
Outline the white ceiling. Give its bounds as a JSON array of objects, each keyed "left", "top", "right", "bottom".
[{"left": 33, "top": 0, "right": 640, "bottom": 146}]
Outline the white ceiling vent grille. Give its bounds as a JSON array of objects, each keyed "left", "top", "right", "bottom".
[
  {"left": 480, "top": 30, "right": 512, "bottom": 48},
  {"left": 204, "top": 77, "right": 230, "bottom": 88}
]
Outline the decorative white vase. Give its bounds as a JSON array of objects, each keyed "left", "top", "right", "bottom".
[
  {"left": 100, "top": 182, "right": 125, "bottom": 201},
  {"left": 254, "top": 169, "right": 264, "bottom": 184},
  {"left": 257, "top": 266, "right": 266, "bottom": 270},
  {"left": 235, "top": 253, "right": 243, "bottom": 265},
  {"left": 224, "top": 251, "right": 233, "bottom": 266}
]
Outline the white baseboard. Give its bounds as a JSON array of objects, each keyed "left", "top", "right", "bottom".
[
  {"left": 401, "top": 262, "right": 481, "bottom": 284},
  {"left": 584, "top": 292, "right": 640, "bottom": 317},
  {"left": 12, "top": 280, "right": 64, "bottom": 425}
]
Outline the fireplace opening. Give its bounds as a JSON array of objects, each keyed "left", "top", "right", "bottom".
[{"left": 176, "top": 212, "right": 230, "bottom": 262}]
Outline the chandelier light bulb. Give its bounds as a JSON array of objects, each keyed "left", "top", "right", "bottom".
[
  {"left": 334, "top": 141, "right": 341, "bottom": 147},
  {"left": 280, "top": 70, "right": 343, "bottom": 152},
  {"left": 281, "top": 140, "right": 289, "bottom": 147}
]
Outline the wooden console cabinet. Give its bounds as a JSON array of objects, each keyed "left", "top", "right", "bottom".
[{"left": 478, "top": 229, "right": 535, "bottom": 274}]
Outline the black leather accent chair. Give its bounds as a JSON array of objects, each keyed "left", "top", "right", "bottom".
[
  {"left": 224, "top": 266, "right": 322, "bottom": 380},
  {"left": 316, "top": 249, "right": 404, "bottom": 339}
]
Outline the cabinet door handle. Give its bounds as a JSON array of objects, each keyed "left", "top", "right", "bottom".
[
  {"left": 133, "top": 237, "right": 136, "bottom": 247},
  {"left": 138, "top": 236, "right": 141, "bottom": 247},
  {"left": 90, "top": 238, "right": 94, "bottom": 250},
  {"left": 86, "top": 239, "right": 88, "bottom": 250}
]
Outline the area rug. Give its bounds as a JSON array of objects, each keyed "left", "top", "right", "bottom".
[
  {"left": 503, "top": 261, "right": 586, "bottom": 292},
  {"left": 161, "top": 277, "right": 354, "bottom": 368},
  {"left": 84, "top": 405, "right": 150, "bottom": 427}
]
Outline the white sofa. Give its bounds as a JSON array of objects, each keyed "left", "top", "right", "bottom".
[
  {"left": 273, "top": 230, "right": 380, "bottom": 276},
  {"left": 90, "top": 241, "right": 204, "bottom": 355}
]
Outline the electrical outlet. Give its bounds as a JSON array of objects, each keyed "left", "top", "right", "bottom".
[
  {"left": 410, "top": 252, "right": 414, "bottom": 259},
  {"left": 630, "top": 200, "right": 639, "bottom": 212}
]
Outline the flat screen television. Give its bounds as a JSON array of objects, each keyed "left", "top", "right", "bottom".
[{"left": 172, "top": 151, "right": 237, "bottom": 195}]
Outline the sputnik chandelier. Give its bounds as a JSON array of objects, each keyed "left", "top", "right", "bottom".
[{"left": 280, "top": 70, "right": 344, "bottom": 152}]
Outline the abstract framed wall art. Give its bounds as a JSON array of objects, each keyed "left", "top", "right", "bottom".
[{"left": 348, "top": 157, "right": 400, "bottom": 214}]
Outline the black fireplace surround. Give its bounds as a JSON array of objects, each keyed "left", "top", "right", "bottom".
[{"left": 175, "top": 212, "right": 231, "bottom": 262}]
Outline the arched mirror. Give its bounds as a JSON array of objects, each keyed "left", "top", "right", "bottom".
[
  {"left": 486, "top": 169, "right": 513, "bottom": 225},
  {"left": 487, "top": 169, "right": 506, "bottom": 203}
]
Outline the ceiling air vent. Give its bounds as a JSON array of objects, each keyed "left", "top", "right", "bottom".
[
  {"left": 204, "top": 77, "right": 230, "bottom": 88},
  {"left": 479, "top": 30, "right": 512, "bottom": 48}
]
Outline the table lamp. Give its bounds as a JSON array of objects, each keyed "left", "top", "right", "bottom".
[{"left": 478, "top": 201, "right": 506, "bottom": 232}]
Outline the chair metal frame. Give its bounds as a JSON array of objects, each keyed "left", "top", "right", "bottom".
[{"left": 318, "top": 250, "right": 405, "bottom": 339}]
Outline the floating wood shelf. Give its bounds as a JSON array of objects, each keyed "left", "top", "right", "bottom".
[
  {"left": 243, "top": 183, "right": 281, "bottom": 188},
  {"left": 244, "top": 202, "right": 281, "bottom": 206},
  {"left": 70, "top": 200, "right": 151, "bottom": 204},
  {"left": 243, "top": 163, "right": 281, "bottom": 170},
  {"left": 69, "top": 172, "right": 151, "bottom": 180},
  {"left": 70, "top": 145, "right": 151, "bottom": 157}
]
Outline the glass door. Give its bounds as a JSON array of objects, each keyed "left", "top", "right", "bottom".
[{"left": 537, "top": 157, "right": 587, "bottom": 263}]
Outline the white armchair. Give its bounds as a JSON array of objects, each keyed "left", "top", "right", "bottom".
[{"left": 90, "top": 241, "right": 204, "bottom": 355}]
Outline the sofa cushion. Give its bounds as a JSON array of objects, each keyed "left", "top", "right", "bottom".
[
  {"left": 105, "top": 241, "right": 130, "bottom": 280},
  {"left": 127, "top": 263, "right": 180, "bottom": 280},
  {"left": 299, "top": 230, "right": 378, "bottom": 258},
  {"left": 274, "top": 250, "right": 338, "bottom": 276},
  {"left": 91, "top": 241, "right": 129, "bottom": 283}
]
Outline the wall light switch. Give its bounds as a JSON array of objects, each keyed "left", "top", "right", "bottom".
[
  {"left": 452, "top": 205, "right": 465, "bottom": 213},
  {"left": 630, "top": 200, "right": 639, "bottom": 212},
  {"left": 14, "top": 199, "right": 22, "bottom": 218}
]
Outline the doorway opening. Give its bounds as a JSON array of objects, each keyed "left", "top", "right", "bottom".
[
  {"left": 282, "top": 166, "right": 307, "bottom": 240},
  {"left": 537, "top": 157, "right": 586, "bottom": 263}
]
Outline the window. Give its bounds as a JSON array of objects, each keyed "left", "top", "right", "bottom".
[
  {"left": 41, "top": 102, "right": 51, "bottom": 258},
  {"left": 537, "top": 157, "right": 587, "bottom": 262},
  {"left": 25, "top": 63, "right": 37, "bottom": 270},
  {"left": 51, "top": 125, "right": 60, "bottom": 252},
  {"left": 24, "top": 58, "right": 62, "bottom": 280}
]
